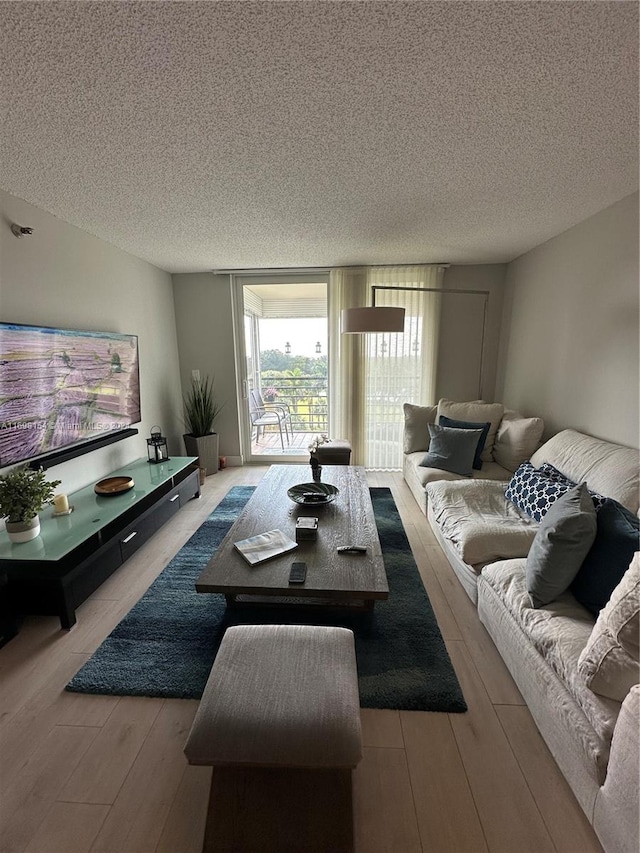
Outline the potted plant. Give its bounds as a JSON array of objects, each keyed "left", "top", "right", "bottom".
[
  {"left": 182, "top": 375, "right": 223, "bottom": 477},
  {"left": 0, "top": 466, "right": 62, "bottom": 543}
]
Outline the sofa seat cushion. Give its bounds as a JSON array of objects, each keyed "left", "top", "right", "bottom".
[
  {"left": 426, "top": 479, "right": 538, "bottom": 566},
  {"left": 405, "top": 453, "right": 511, "bottom": 488},
  {"left": 482, "top": 559, "right": 621, "bottom": 746}
]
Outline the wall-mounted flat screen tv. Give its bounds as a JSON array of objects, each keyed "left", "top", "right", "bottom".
[{"left": 0, "top": 322, "right": 141, "bottom": 468}]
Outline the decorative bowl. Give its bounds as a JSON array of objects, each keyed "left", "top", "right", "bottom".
[
  {"left": 94, "top": 476, "right": 135, "bottom": 496},
  {"left": 287, "top": 482, "right": 339, "bottom": 505}
]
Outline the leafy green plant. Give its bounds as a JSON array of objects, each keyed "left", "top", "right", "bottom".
[
  {"left": 183, "top": 375, "right": 223, "bottom": 437},
  {"left": 0, "top": 466, "right": 62, "bottom": 523}
]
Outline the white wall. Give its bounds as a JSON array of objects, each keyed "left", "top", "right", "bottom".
[
  {"left": 437, "top": 264, "right": 507, "bottom": 402},
  {"left": 172, "top": 272, "right": 241, "bottom": 461},
  {"left": 497, "top": 192, "right": 639, "bottom": 447},
  {"left": 171, "top": 265, "right": 508, "bottom": 465},
  {"left": 0, "top": 190, "right": 184, "bottom": 494}
]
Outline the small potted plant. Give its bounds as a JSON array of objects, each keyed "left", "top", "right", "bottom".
[
  {"left": 264, "top": 386, "right": 278, "bottom": 402},
  {"left": 0, "top": 466, "right": 62, "bottom": 543},
  {"left": 182, "top": 375, "right": 223, "bottom": 477},
  {"left": 308, "top": 434, "right": 330, "bottom": 481}
]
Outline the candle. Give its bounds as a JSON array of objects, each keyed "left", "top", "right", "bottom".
[{"left": 53, "top": 494, "right": 69, "bottom": 513}]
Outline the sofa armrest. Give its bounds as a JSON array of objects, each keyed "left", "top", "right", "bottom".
[{"left": 593, "top": 684, "right": 639, "bottom": 853}]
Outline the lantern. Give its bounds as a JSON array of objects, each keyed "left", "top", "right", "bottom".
[{"left": 147, "top": 426, "right": 169, "bottom": 463}]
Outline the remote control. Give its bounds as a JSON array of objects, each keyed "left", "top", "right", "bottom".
[
  {"left": 289, "top": 562, "right": 307, "bottom": 584},
  {"left": 337, "top": 545, "right": 367, "bottom": 554}
]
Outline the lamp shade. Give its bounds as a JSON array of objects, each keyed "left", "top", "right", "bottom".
[{"left": 341, "top": 307, "right": 405, "bottom": 333}]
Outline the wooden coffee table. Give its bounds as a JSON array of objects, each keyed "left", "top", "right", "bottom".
[{"left": 196, "top": 465, "right": 389, "bottom": 610}]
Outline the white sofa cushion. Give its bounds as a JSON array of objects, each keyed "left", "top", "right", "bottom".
[
  {"left": 426, "top": 479, "right": 538, "bottom": 566},
  {"left": 493, "top": 410, "right": 544, "bottom": 472},
  {"left": 481, "top": 559, "right": 621, "bottom": 747},
  {"left": 403, "top": 403, "right": 437, "bottom": 453},
  {"left": 530, "top": 429, "right": 639, "bottom": 514},
  {"left": 436, "top": 398, "right": 504, "bottom": 463},
  {"left": 578, "top": 554, "right": 640, "bottom": 702}
]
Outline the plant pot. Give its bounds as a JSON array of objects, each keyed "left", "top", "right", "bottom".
[
  {"left": 183, "top": 433, "right": 219, "bottom": 476},
  {"left": 6, "top": 515, "right": 41, "bottom": 543}
]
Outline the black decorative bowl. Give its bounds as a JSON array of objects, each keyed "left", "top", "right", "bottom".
[{"left": 287, "top": 482, "right": 339, "bottom": 505}]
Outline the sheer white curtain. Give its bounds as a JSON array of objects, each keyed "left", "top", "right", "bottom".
[
  {"left": 328, "top": 267, "right": 367, "bottom": 464},
  {"left": 328, "top": 264, "right": 444, "bottom": 469},
  {"left": 364, "top": 265, "right": 444, "bottom": 469}
]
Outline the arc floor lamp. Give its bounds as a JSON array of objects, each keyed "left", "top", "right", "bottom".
[{"left": 341, "top": 285, "right": 490, "bottom": 398}]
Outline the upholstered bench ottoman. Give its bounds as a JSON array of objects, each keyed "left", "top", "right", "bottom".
[
  {"left": 184, "top": 623, "right": 362, "bottom": 852},
  {"left": 314, "top": 439, "right": 352, "bottom": 465}
]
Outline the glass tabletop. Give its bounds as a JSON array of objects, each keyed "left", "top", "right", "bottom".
[{"left": 0, "top": 457, "right": 197, "bottom": 562}]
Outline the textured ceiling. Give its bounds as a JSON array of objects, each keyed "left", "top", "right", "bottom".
[{"left": 1, "top": 1, "right": 638, "bottom": 273}]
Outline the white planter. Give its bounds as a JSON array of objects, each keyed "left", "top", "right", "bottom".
[{"left": 6, "top": 515, "right": 41, "bottom": 543}]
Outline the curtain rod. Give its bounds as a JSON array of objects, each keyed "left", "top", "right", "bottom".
[{"left": 212, "top": 262, "right": 451, "bottom": 275}]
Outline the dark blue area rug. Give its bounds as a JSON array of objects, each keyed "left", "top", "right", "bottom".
[{"left": 66, "top": 487, "right": 466, "bottom": 712}]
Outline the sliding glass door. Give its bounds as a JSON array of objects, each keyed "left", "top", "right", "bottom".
[{"left": 233, "top": 275, "right": 329, "bottom": 463}]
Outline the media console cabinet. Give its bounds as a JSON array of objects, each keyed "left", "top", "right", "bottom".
[{"left": 0, "top": 457, "right": 200, "bottom": 630}]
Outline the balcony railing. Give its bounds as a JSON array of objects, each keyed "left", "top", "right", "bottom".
[{"left": 259, "top": 374, "right": 328, "bottom": 434}]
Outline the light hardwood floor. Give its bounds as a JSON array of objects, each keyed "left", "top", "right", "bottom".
[{"left": 0, "top": 467, "right": 604, "bottom": 853}]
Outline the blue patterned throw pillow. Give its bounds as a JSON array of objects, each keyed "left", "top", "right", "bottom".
[
  {"left": 538, "top": 463, "right": 607, "bottom": 511},
  {"left": 504, "top": 462, "right": 575, "bottom": 522}
]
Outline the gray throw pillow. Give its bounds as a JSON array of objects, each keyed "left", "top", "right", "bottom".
[
  {"left": 526, "top": 483, "right": 597, "bottom": 608},
  {"left": 420, "top": 423, "right": 484, "bottom": 477}
]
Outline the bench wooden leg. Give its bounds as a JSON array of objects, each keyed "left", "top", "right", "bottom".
[{"left": 203, "top": 767, "right": 353, "bottom": 853}]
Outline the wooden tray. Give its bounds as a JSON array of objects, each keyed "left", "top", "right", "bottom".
[{"left": 94, "top": 476, "right": 135, "bottom": 496}]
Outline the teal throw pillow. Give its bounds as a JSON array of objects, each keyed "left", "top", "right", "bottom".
[
  {"left": 438, "top": 415, "right": 491, "bottom": 470},
  {"left": 420, "top": 423, "right": 484, "bottom": 477},
  {"left": 526, "top": 483, "right": 597, "bottom": 608}
]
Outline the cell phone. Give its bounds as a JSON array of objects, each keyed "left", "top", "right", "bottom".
[{"left": 289, "top": 561, "right": 307, "bottom": 584}]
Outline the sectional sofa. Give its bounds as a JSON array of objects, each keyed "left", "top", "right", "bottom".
[
  {"left": 403, "top": 401, "right": 640, "bottom": 853},
  {"left": 402, "top": 398, "right": 544, "bottom": 517}
]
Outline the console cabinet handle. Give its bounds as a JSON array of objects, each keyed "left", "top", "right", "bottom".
[
  {"left": 122, "top": 531, "right": 137, "bottom": 544},
  {"left": 170, "top": 494, "right": 179, "bottom": 503}
]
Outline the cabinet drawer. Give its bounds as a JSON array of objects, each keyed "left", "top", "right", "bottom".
[
  {"left": 153, "top": 489, "right": 182, "bottom": 529},
  {"left": 71, "top": 541, "right": 123, "bottom": 607},
  {"left": 176, "top": 468, "right": 200, "bottom": 503},
  {"left": 119, "top": 514, "right": 157, "bottom": 562}
]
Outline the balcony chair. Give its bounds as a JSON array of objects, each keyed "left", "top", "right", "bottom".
[
  {"left": 254, "top": 388, "right": 294, "bottom": 438},
  {"left": 249, "top": 389, "right": 291, "bottom": 451},
  {"left": 255, "top": 388, "right": 294, "bottom": 423}
]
